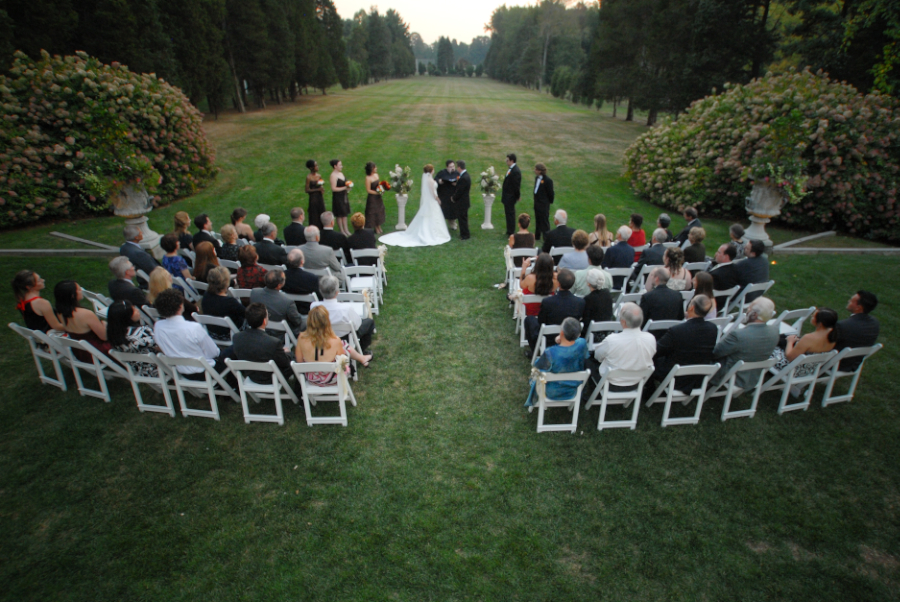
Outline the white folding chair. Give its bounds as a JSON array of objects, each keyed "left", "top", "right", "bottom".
[
  {"left": 817, "top": 344, "right": 882, "bottom": 407},
  {"left": 607, "top": 267, "right": 635, "bottom": 294},
  {"left": 82, "top": 289, "right": 112, "bottom": 319},
  {"left": 192, "top": 313, "right": 240, "bottom": 347},
  {"left": 645, "top": 363, "right": 721, "bottom": 427},
  {"left": 662, "top": 242, "right": 680, "bottom": 249},
  {"left": 531, "top": 322, "right": 582, "bottom": 364},
  {"left": 713, "top": 285, "right": 741, "bottom": 316},
  {"left": 759, "top": 351, "right": 837, "bottom": 414},
  {"left": 514, "top": 294, "right": 547, "bottom": 346},
  {"left": 344, "top": 265, "right": 382, "bottom": 314},
  {"left": 585, "top": 320, "right": 623, "bottom": 352},
  {"left": 350, "top": 248, "right": 387, "bottom": 287},
  {"left": 303, "top": 267, "right": 333, "bottom": 279},
  {"left": 140, "top": 306, "right": 160, "bottom": 324},
  {"left": 584, "top": 368, "right": 654, "bottom": 431},
  {"left": 729, "top": 280, "right": 775, "bottom": 316},
  {"left": 136, "top": 269, "right": 151, "bottom": 287},
  {"left": 629, "top": 263, "right": 655, "bottom": 293},
  {"left": 642, "top": 319, "right": 682, "bottom": 337},
  {"left": 504, "top": 247, "right": 538, "bottom": 288},
  {"left": 173, "top": 276, "right": 201, "bottom": 304},
  {"left": 703, "top": 358, "right": 777, "bottom": 421},
  {"left": 8, "top": 323, "right": 68, "bottom": 391},
  {"left": 769, "top": 306, "right": 816, "bottom": 336},
  {"left": 331, "top": 320, "right": 364, "bottom": 380},
  {"left": 191, "top": 280, "right": 209, "bottom": 294},
  {"left": 614, "top": 292, "right": 644, "bottom": 317},
  {"left": 228, "top": 288, "right": 253, "bottom": 303},
  {"left": 220, "top": 259, "right": 240, "bottom": 271},
  {"left": 53, "top": 337, "right": 130, "bottom": 403},
  {"left": 180, "top": 249, "right": 196, "bottom": 263},
  {"left": 533, "top": 370, "right": 591, "bottom": 433},
  {"left": 549, "top": 246, "right": 575, "bottom": 263},
  {"left": 680, "top": 290, "right": 694, "bottom": 312},
  {"left": 707, "top": 315, "right": 735, "bottom": 343},
  {"left": 291, "top": 359, "right": 357, "bottom": 426},
  {"left": 335, "top": 292, "right": 373, "bottom": 322},
  {"left": 109, "top": 350, "right": 177, "bottom": 417},
  {"left": 225, "top": 359, "right": 299, "bottom": 425},
  {"left": 283, "top": 292, "right": 319, "bottom": 315},
  {"left": 258, "top": 262, "right": 286, "bottom": 272},
  {"left": 265, "top": 319, "right": 298, "bottom": 348},
  {"left": 630, "top": 244, "right": 649, "bottom": 258},
  {"left": 156, "top": 355, "right": 240, "bottom": 420},
  {"left": 684, "top": 261, "right": 710, "bottom": 273}
]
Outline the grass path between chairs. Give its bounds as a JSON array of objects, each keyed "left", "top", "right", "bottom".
[{"left": 1, "top": 77, "right": 899, "bottom": 601}]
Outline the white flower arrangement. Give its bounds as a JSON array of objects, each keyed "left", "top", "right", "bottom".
[
  {"left": 480, "top": 166, "right": 501, "bottom": 195},
  {"left": 388, "top": 164, "right": 413, "bottom": 195}
]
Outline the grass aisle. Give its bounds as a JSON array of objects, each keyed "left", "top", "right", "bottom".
[{"left": 1, "top": 78, "right": 899, "bottom": 600}]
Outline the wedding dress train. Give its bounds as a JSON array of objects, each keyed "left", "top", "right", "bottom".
[{"left": 379, "top": 172, "right": 451, "bottom": 247}]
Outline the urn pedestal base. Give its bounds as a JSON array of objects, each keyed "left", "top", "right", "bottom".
[
  {"left": 481, "top": 194, "right": 495, "bottom": 229},
  {"left": 395, "top": 194, "right": 408, "bottom": 231}
]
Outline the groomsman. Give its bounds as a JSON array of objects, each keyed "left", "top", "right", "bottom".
[
  {"left": 501, "top": 153, "right": 522, "bottom": 236},
  {"left": 532, "top": 163, "right": 555, "bottom": 241},
  {"left": 452, "top": 160, "right": 471, "bottom": 240},
  {"left": 436, "top": 160, "right": 458, "bottom": 231}
]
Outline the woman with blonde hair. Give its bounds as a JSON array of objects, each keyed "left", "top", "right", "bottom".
[
  {"left": 588, "top": 213, "right": 613, "bottom": 248},
  {"left": 219, "top": 224, "right": 241, "bottom": 263},
  {"left": 295, "top": 306, "right": 372, "bottom": 385},
  {"left": 173, "top": 211, "right": 193, "bottom": 252},
  {"left": 147, "top": 267, "right": 199, "bottom": 318}
]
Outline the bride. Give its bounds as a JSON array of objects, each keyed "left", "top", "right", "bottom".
[{"left": 379, "top": 164, "right": 451, "bottom": 247}]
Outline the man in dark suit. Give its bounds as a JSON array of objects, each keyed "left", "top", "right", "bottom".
[
  {"left": 255, "top": 223, "right": 289, "bottom": 266},
  {"left": 107, "top": 256, "right": 149, "bottom": 307},
  {"left": 541, "top": 209, "right": 576, "bottom": 257},
  {"left": 249, "top": 269, "right": 305, "bottom": 335},
  {"left": 525, "top": 269, "right": 586, "bottom": 352},
  {"left": 674, "top": 207, "right": 701, "bottom": 245},
  {"left": 708, "top": 244, "right": 740, "bottom": 291},
  {"left": 653, "top": 295, "right": 718, "bottom": 392},
  {"left": 193, "top": 213, "right": 221, "bottom": 250},
  {"left": 501, "top": 153, "right": 522, "bottom": 236},
  {"left": 602, "top": 225, "right": 635, "bottom": 289},
  {"left": 734, "top": 239, "right": 769, "bottom": 301},
  {"left": 232, "top": 303, "right": 294, "bottom": 383},
  {"left": 282, "top": 249, "right": 321, "bottom": 314},
  {"left": 283, "top": 207, "right": 307, "bottom": 246},
  {"left": 630, "top": 228, "right": 668, "bottom": 288},
  {"left": 639, "top": 267, "right": 685, "bottom": 334},
  {"left": 452, "top": 159, "right": 471, "bottom": 240},
  {"left": 319, "top": 211, "right": 351, "bottom": 263},
  {"left": 835, "top": 290, "right": 880, "bottom": 370},
  {"left": 532, "top": 162, "right": 555, "bottom": 241},
  {"left": 435, "top": 160, "right": 458, "bottom": 230},
  {"left": 119, "top": 226, "right": 160, "bottom": 287}
]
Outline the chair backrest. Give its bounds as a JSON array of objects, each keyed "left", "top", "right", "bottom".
[
  {"left": 141, "top": 306, "right": 160, "bottom": 323},
  {"left": 532, "top": 322, "right": 582, "bottom": 363},
  {"left": 760, "top": 351, "right": 837, "bottom": 414},
  {"left": 173, "top": 276, "right": 201, "bottom": 303},
  {"left": 191, "top": 312, "right": 239, "bottom": 346},
  {"left": 136, "top": 269, "right": 151, "bottom": 285},
  {"left": 266, "top": 319, "right": 298, "bottom": 348},
  {"left": 258, "top": 262, "right": 286, "bottom": 272},
  {"left": 549, "top": 246, "right": 575, "bottom": 261},
  {"left": 630, "top": 244, "right": 649, "bottom": 256},
  {"left": 630, "top": 263, "right": 655, "bottom": 293},
  {"left": 290, "top": 359, "right": 354, "bottom": 426},
  {"left": 680, "top": 290, "right": 694, "bottom": 311},
  {"left": 224, "top": 358, "right": 298, "bottom": 425},
  {"left": 81, "top": 289, "right": 112, "bottom": 318},
  {"left": 52, "top": 336, "right": 128, "bottom": 402},
  {"left": 303, "top": 267, "right": 332, "bottom": 279},
  {"left": 219, "top": 259, "right": 240, "bottom": 271},
  {"left": 705, "top": 358, "right": 777, "bottom": 421},
  {"left": 607, "top": 267, "right": 635, "bottom": 293},
  {"left": 818, "top": 344, "right": 883, "bottom": 407},
  {"left": 534, "top": 369, "right": 592, "bottom": 433},
  {"left": 706, "top": 315, "right": 735, "bottom": 342},
  {"left": 586, "top": 367, "right": 655, "bottom": 431},
  {"left": 156, "top": 354, "right": 239, "bottom": 419},
  {"left": 642, "top": 319, "right": 682, "bottom": 334},
  {"left": 732, "top": 280, "right": 775, "bottom": 315},
  {"left": 614, "top": 292, "right": 644, "bottom": 317},
  {"left": 283, "top": 292, "right": 319, "bottom": 307},
  {"left": 769, "top": 306, "right": 816, "bottom": 336},
  {"left": 350, "top": 248, "right": 381, "bottom": 263},
  {"left": 180, "top": 249, "right": 196, "bottom": 262},
  {"left": 586, "top": 320, "right": 623, "bottom": 350},
  {"left": 684, "top": 261, "right": 710, "bottom": 273},
  {"left": 662, "top": 242, "right": 680, "bottom": 249},
  {"left": 646, "top": 363, "right": 721, "bottom": 427},
  {"left": 506, "top": 247, "right": 538, "bottom": 261},
  {"left": 228, "top": 288, "right": 252, "bottom": 302},
  {"left": 713, "top": 285, "right": 741, "bottom": 315}
]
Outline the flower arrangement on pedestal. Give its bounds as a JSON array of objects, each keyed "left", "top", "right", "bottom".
[
  {"left": 480, "top": 166, "right": 501, "bottom": 195},
  {"left": 388, "top": 165, "right": 413, "bottom": 195},
  {"left": 75, "top": 147, "right": 162, "bottom": 212}
]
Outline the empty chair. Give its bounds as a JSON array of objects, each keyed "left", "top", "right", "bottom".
[
  {"left": 225, "top": 358, "right": 299, "bottom": 425},
  {"left": 759, "top": 351, "right": 837, "bottom": 414},
  {"left": 584, "top": 368, "right": 654, "bottom": 431},
  {"left": 52, "top": 337, "right": 129, "bottom": 403},
  {"left": 532, "top": 370, "right": 592, "bottom": 433},
  {"left": 350, "top": 248, "right": 387, "bottom": 287},
  {"left": 645, "top": 363, "right": 721, "bottom": 427},
  {"left": 8, "top": 323, "right": 67, "bottom": 391},
  {"left": 156, "top": 355, "right": 240, "bottom": 420},
  {"left": 607, "top": 267, "right": 635, "bottom": 294},
  {"left": 703, "top": 358, "right": 777, "bottom": 421},
  {"left": 729, "top": 280, "right": 775, "bottom": 316},
  {"left": 817, "top": 344, "right": 883, "bottom": 407},
  {"left": 769, "top": 306, "right": 816, "bottom": 336},
  {"left": 109, "top": 350, "right": 176, "bottom": 417},
  {"left": 291, "top": 359, "right": 357, "bottom": 427}
]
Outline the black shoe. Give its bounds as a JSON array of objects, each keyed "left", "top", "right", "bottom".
[{"left": 460, "top": 236, "right": 470, "bottom": 240}]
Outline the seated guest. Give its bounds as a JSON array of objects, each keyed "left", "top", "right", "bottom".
[
  {"left": 53, "top": 280, "right": 111, "bottom": 360},
  {"left": 514, "top": 253, "right": 559, "bottom": 316},
  {"left": 284, "top": 207, "right": 307, "bottom": 246},
  {"left": 592, "top": 302, "right": 656, "bottom": 388},
  {"left": 558, "top": 229, "right": 590, "bottom": 270},
  {"left": 192, "top": 241, "right": 220, "bottom": 283},
  {"left": 664, "top": 247, "right": 692, "bottom": 291},
  {"left": 147, "top": 266, "right": 198, "bottom": 318},
  {"left": 299, "top": 226, "right": 346, "bottom": 287},
  {"left": 626, "top": 213, "right": 646, "bottom": 262},
  {"left": 541, "top": 209, "right": 576, "bottom": 257},
  {"left": 771, "top": 307, "right": 838, "bottom": 377},
  {"left": 283, "top": 249, "right": 321, "bottom": 314},
  {"left": 347, "top": 212, "right": 378, "bottom": 266},
  {"left": 320, "top": 211, "right": 351, "bottom": 264},
  {"left": 230, "top": 207, "right": 255, "bottom": 241},
  {"left": 12, "top": 269, "right": 63, "bottom": 332},
  {"left": 254, "top": 213, "right": 270, "bottom": 243},
  {"left": 218, "top": 224, "right": 241, "bottom": 263},
  {"left": 255, "top": 223, "right": 288, "bottom": 266},
  {"left": 509, "top": 213, "right": 536, "bottom": 268},
  {"left": 249, "top": 269, "right": 305, "bottom": 335},
  {"left": 657, "top": 213, "right": 674, "bottom": 242},
  {"left": 192, "top": 213, "right": 221, "bottom": 250},
  {"left": 153, "top": 288, "right": 232, "bottom": 379},
  {"left": 106, "top": 300, "right": 158, "bottom": 377},
  {"left": 729, "top": 223, "right": 746, "bottom": 260},
  {"left": 236, "top": 245, "right": 267, "bottom": 290},
  {"left": 835, "top": 290, "right": 880, "bottom": 371},
  {"left": 640, "top": 267, "right": 685, "bottom": 331},
  {"left": 683, "top": 227, "right": 706, "bottom": 264},
  {"left": 232, "top": 302, "right": 294, "bottom": 383},
  {"left": 653, "top": 295, "right": 718, "bottom": 391},
  {"left": 588, "top": 213, "right": 614, "bottom": 248},
  {"left": 629, "top": 228, "right": 668, "bottom": 288},
  {"left": 525, "top": 316, "right": 586, "bottom": 408},
  {"left": 201, "top": 267, "right": 246, "bottom": 340},
  {"left": 572, "top": 245, "right": 610, "bottom": 297},
  {"left": 601, "top": 225, "right": 634, "bottom": 289},
  {"left": 160, "top": 233, "right": 193, "bottom": 288},
  {"left": 295, "top": 306, "right": 372, "bottom": 385},
  {"left": 691, "top": 271, "right": 717, "bottom": 320},
  {"left": 674, "top": 206, "right": 701, "bottom": 245},
  {"left": 119, "top": 225, "right": 160, "bottom": 281},
  {"left": 310, "top": 275, "right": 375, "bottom": 354},
  {"left": 108, "top": 256, "right": 149, "bottom": 307},
  {"left": 712, "top": 296, "right": 779, "bottom": 388},
  {"left": 735, "top": 239, "right": 769, "bottom": 301},
  {"left": 708, "top": 243, "right": 740, "bottom": 294},
  {"left": 581, "top": 268, "right": 614, "bottom": 337},
  {"left": 525, "top": 268, "right": 585, "bottom": 352},
  {"left": 173, "top": 211, "right": 194, "bottom": 252}
]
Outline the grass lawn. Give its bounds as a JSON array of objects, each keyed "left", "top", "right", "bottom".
[{"left": 1, "top": 76, "right": 899, "bottom": 601}]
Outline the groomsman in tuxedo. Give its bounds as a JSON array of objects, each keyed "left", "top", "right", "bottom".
[
  {"left": 501, "top": 153, "right": 522, "bottom": 236},
  {"left": 436, "top": 160, "right": 458, "bottom": 231},
  {"left": 532, "top": 163, "right": 555, "bottom": 241},
  {"left": 452, "top": 160, "right": 471, "bottom": 240}
]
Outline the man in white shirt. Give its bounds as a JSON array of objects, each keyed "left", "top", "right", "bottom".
[
  {"left": 153, "top": 288, "right": 232, "bottom": 379},
  {"left": 592, "top": 302, "right": 656, "bottom": 389},
  {"left": 309, "top": 275, "right": 375, "bottom": 353}
]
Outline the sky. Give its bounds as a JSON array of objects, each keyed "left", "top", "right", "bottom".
[{"left": 331, "top": 1, "right": 534, "bottom": 45}]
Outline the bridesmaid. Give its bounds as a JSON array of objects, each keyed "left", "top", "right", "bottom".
[
  {"left": 364, "top": 162, "right": 385, "bottom": 235},
  {"left": 305, "top": 159, "right": 326, "bottom": 230},
  {"left": 329, "top": 159, "right": 352, "bottom": 237}
]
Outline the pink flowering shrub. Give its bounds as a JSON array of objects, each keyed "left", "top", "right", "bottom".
[
  {"left": 0, "top": 51, "right": 217, "bottom": 227},
  {"left": 624, "top": 69, "right": 900, "bottom": 241}
]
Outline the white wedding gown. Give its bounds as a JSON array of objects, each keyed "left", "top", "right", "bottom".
[{"left": 379, "top": 173, "right": 451, "bottom": 247}]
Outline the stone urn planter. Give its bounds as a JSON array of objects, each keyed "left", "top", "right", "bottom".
[
  {"left": 744, "top": 182, "right": 785, "bottom": 247},
  {"left": 395, "top": 194, "right": 408, "bottom": 231},
  {"left": 112, "top": 184, "right": 163, "bottom": 259},
  {"left": 481, "top": 193, "right": 495, "bottom": 229}
]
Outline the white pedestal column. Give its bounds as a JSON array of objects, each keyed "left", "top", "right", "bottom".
[
  {"left": 481, "top": 194, "right": 495, "bottom": 229},
  {"left": 395, "top": 194, "right": 408, "bottom": 231}
]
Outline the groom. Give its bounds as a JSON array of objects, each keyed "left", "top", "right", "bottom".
[{"left": 451, "top": 160, "right": 471, "bottom": 240}]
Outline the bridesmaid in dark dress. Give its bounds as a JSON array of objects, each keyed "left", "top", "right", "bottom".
[
  {"left": 364, "top": 161, "right": 386, "bottom": 235},
  {"left": 329, "top": 159, "right": 352, "bottom": 237},
  {"left": 306, "top": 160, "right": 326, "bottom": 230}
]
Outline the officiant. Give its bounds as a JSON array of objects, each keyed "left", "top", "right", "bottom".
[{"left": 435, "top": 160, "right": 458, "bottom": 231}]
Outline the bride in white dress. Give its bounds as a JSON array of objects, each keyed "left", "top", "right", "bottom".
[{"left": 379, "top": 164, "right": 451, "bottom": 247}]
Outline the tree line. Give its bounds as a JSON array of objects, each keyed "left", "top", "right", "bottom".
[
  {"left": 0, "top": 0, "right": 417, "bottom": 114},
  {"left": 412, "top": 35, "right": 491, "bottom": 72},
  {"left": 484, "top": 0, "right": 900, "bottom": 125}
]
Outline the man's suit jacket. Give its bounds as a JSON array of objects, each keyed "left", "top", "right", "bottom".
[
  {"left": 533, "top": 175, "right": 554, "bottom": 208},
  {"left": 683, "top": 243, "right": 706, "bottom": 264},
  {"left": 320, "top": 228, "right": 351, "bottom": 264},
  {"left": 249, "top": 287, "right": 304, "bottom": 333},
  {"left": 501, "top": 164, "right": 521, "bottom": 206},
  {"left": 675, "top": 218, "right": 702, "bottom": 244},
  {"left": 835, "top": 313, "right": 880, "bottom": 370},
  {"left": 640, "top": 286, "right": 685, "bottom": 330},
  {"left": 119, "top": 242, "right": 160, "bottom": 278},
  {"left": 347, "top": 228, "right": 378, "bottom": 265},
  {"left": 542, "top": 225, "right": 576, "bottom": 255},
  {"left": 108, "top": 278, "right": 149, "bottom": 307},
  {"left": 255, "top": 239, "right": 288, "bottom": 266},
  {"left": 193, "top": 230, "right": 221, "bottom": 250},
  {"left": 602, "top": 240, "right": 635, "bottom": 289},
  {"left": 282, "top": 267, "right": 321, "bottom": 314},
  {"left": 452, "top": 171, "right": 471, "bottom": 209},
  {"left": 708, "top": 262, "right": 740, "bottom": 293},
  {"left": 299, "top": 241, "right": 345, "bottom": 285},
  {"left": 713, "top": 322, "right": 780, "bottom": 389},
  {"left": 538, "top": 290, "right": 586, "bottom": 327},
  {"left": 734, "top": 255, "right": 769, "bottom": 301},
  {"left": 654, "top": 317, "right": 718, "bottom": 391},
  {"left": 283, "top": 222, "right": 306, "bottom": 246},
  {"left": 630, "top": 243, "right": 666, "bottom": 284},
  {"left": 232, "top": 328, "right": 293, "bottom": 383}
]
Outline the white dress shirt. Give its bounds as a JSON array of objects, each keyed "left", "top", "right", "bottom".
[
  {"left": 594, "top": 327, "right": 657, "bottom": 385},
  {"left": 534, "top": 175, "right": 542, "bottom": 194},
  {"left": 310, "top": 297, "right": 362, "bottom": 331},
  {"left": 154, "top": 315, "right": 220, "bottom": 373}
]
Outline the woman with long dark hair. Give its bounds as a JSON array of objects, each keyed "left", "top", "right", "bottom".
[
  {"left": 12, "top": 270, "right": 63, "bottom": 332},
  {"left": 306, "top": 159, "right": 326, "bottom": 230},
  {"left": 107, "top": 300, "right": 158, "bottom": 377},
  {"left": 515, "top": 252, "right": 559, "bottom": 317},
  {"left": 192, "top": 241, "right": 220, "bottom": 283},
  {"left": 329, "top": 159, "right": 352, "bottom": 237},
  {"left": 364, "top": 161, "right": 385, "bottom": 235},
  {"left": 771, "top": 307, "right": 839, "bottom": 377},
  {"left": 53, "top": 280, "right": 111, "bottom": 360},
  {"left": 692, "top": 271, "right": 717, "bottom": 320}
]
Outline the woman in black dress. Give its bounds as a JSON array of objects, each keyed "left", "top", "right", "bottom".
[
  {"left": 364, "top": 161, "right": 385, "bottom": 235},
  {"left": 329, "top": 159, "right": 352, "bottom": 237},
  {"left": 305, "top": 159, "right": 326, "bottom": 230}
]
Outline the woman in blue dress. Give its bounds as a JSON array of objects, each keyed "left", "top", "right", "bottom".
[{"left": 525, "top": 317, "right": 587, "bottom": 408}]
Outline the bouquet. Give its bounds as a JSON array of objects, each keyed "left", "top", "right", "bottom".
[
  {"left": 480, "top": 166, "right": 501, "bottom": 195},
  {"left": 376, "top": 180, "right": 391, "bottom": 195},
  {"left": 346, "top": 180, "right": 354, "bottom": 189},
  {"left": 388, "top": 164, "right": 414, "bottom": 195}
]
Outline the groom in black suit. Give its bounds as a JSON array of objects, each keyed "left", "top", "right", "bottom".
[
  {"left": 501, "top": 153, "right": 522, "bottom": 236},
  {"left": 452, "top": 160, "right": 471, "bottom": 240}
]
